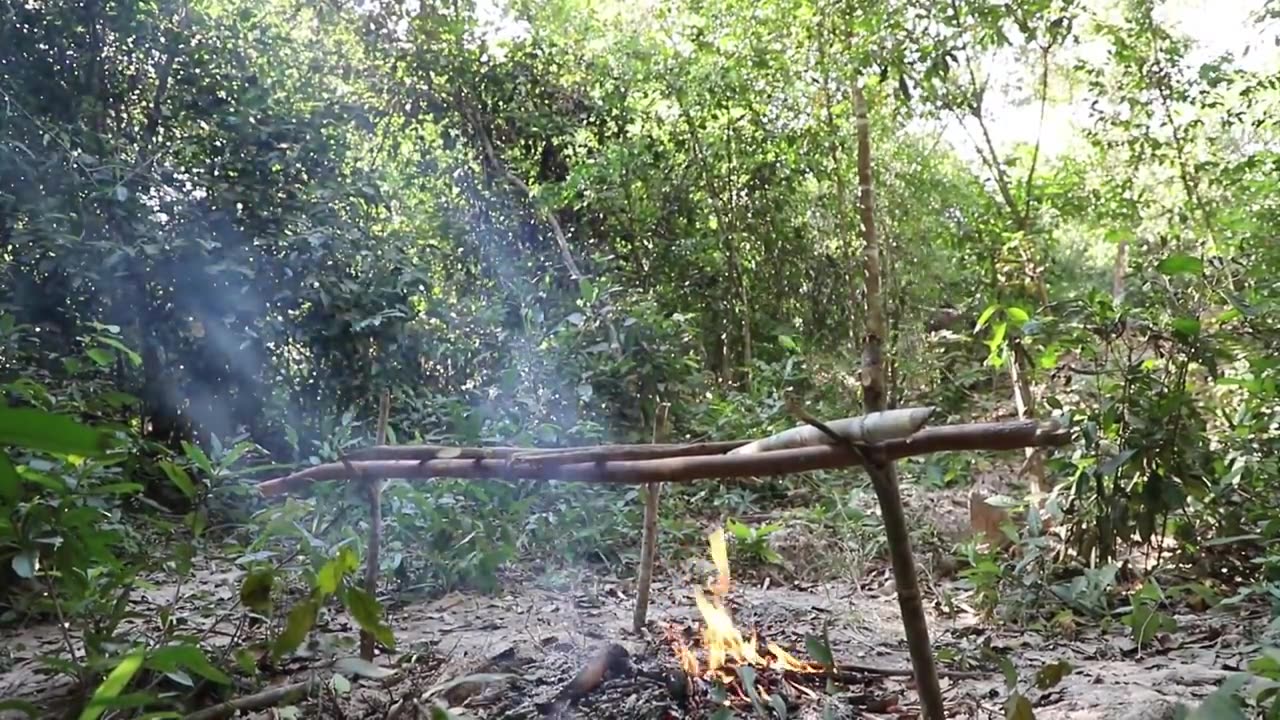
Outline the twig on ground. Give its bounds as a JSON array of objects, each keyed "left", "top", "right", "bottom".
[{"left": 184, "top": 674, "right": 324, "bottom": 720}]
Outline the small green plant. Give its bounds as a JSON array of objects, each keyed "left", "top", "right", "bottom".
[
  {"left": 997, "top": 656, "right": 1074, "bottom": 720},
  {"left": 957, "top": 540, "right": 1005, "bottom": 618},
  {"left": 726, "top": 518, "right": 784, "bottom": 566},
  {"left": 1120, "top": 580, "right": 1178, "bottom": 653},
  {"left": 264, "top": 544, "right": 396, "bottom": 662},
  {"left": 0, "top": 401, "right": 239, "bottom": 715}
]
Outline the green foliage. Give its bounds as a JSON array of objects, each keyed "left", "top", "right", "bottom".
[
  {"left": 997, "top": 654, "right": 1073, "bottom": 720},
  {"left": 1, "top": 0, "right": 1278, "bottom": 714},
  {"left": 725, "top": 518, "right": 784, "bottom": 566},
  {"left": 1120, "top": 580, "right": 1177, "bottom": 651}
]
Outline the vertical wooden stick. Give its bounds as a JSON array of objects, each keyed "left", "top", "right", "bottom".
[
  {"left": 855, "top": 85, "right": 945, "bottom": 720},
  {"left": 1009, "top": 338, "right": 1048, "bottom": 498},
  {"left": 632, "top": 402, "right": 669, "bottom": 633},
  {"left": 360, "top": 390, "right": 391, "bottom": 661}
]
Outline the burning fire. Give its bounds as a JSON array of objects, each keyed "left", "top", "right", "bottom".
[{"left": 672, "top": 528, "right": 821, "bottom": 685}]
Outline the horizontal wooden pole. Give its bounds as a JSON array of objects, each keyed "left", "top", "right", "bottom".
[
  {"left": 257, "top": 420, "right": 1068, "bottom": 497},
  {"left": 346, "top": 440, "right": 748, "bottom": 463}
]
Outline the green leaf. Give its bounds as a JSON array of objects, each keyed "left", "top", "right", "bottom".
[
  {"left": 334, "top": 656, "right": 396, "bottom": 679},
  {"left": 735, "top": 664, "right": 765, "bottom": 712},
  {"left": 975, "top": 303, "right": 1000, "bottom": 331},
  {"left": 158, "top": 462, "right": 196, "bottom": 499},
  {"left": 1098, "top": 449, "right": 1137, "bottom": 476},
  {"left": 86, "top": 348, "right": 114, "bottom": 367},
  {"left": 11, "top": 551, "right": 37, "bottom": 579},
  {"left": 182, "top": 441, "right": 216, "bottom": 478},
  {"left": 1156, "top": 254, "right": 1203, "bottom": 276},
  {"left": 725, "top": 518, "right": 751, "bottom": 541},
  {"left": 0, "top": 408, "right": 114, "bottom": 456},
  {"left": 234, "top": 648, "right": 258, "bottom": 675},
  {"left": 1034, "top": 659, "right": 1073, "bottom": 689},
  {"left": 1248, "top": 648, "right": 1280, "bottom": 677},
  {"left": 1133, "top": 579, "right": 1167, "bottom": 605},
  {"left": 1006, "top": 306, "right": 1030, "bottom": 324},
  {"left": 987, "top": 321, "right": 1008, "bottom": 350},
  {"left": 240, "top": 569, "right": 276, "bottom": 613},
  {"left": 1123, "top": 605, "right": 1177, "bottom": 647},
  {"left": 317, "top": 546, "right": 359, "bottom": 596},
  {"left": 1004, "top": 692, "right": 1034, "bottom": 720},
  {"left": 999, "top": 656, "right": 1019, "bottom": 690},
  {"left": 1104, "top": 228, "right": 1134, "bottom": 244},
  {"left": 804, "top": 633, "right": 835, "bottom": 668},
  {"left": 343, "top": 587, "right": 395, "bottom": 651},
  {"left": 0, "top": 453, "right": 20, "bottom": 502},
  {"left": 88, "top": 483, "right": 144, "bottom": 495},
  {"left": 1171, "top": 316, "right": 1201, "bottom": 337},
  {"left": 272, "top": 599, "right": 319, "bottom": 660},
  {"left": 95, "top": 336, "right": 142, "bottom": 366},
  {"left": 1037, "top": 345, "right": 1061, "bottom": 369},
  {"left": 147, "top": 643, "right": 231, "bottom": 685},
  {"left": 79, "top": 651, "right": 145, "bottom": 720}
]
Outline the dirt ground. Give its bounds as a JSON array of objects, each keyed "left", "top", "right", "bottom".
[
  {"left": 0, "top": 458, "right": 1266, "bottom": 719},
  {"left": 1, "top": 536, "right": 1269, "bottom": 720}
]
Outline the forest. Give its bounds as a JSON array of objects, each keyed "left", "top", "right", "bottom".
[{"left": 1, "top": 0, "right": 1278, "bottom": 717}]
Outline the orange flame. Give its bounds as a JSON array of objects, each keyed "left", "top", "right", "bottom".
[{"left": 673, "top": 527, "right": 819, "bottom": 684}]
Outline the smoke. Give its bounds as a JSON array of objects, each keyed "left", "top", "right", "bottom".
[{"left": 454, "top": 168, "right": 586, "bottom": 446}]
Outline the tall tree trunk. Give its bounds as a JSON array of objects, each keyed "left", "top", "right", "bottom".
[
  {"left": 1112, "top": 236, "right": 1128, "bottom": 302},
  {"left": 727, "top": 238, "right": 753, "bottom": 390},
  {"left": 854, "top": 87, "right": 945, "bottom": 720}
]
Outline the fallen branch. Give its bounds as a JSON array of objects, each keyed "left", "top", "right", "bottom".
[
  {"left": 258, "top": 419, "right": 1068, "bottom": 497},
  {"left": 185, "top": 675, "right": 323, "bottom": 720}
]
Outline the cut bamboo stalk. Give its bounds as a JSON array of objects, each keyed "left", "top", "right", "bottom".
[{"left": 728, "top": 406, "right": 934, "bottom": 455}]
